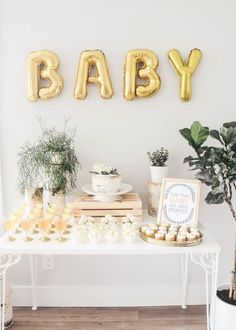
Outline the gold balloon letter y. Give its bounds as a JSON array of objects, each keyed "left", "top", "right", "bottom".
[{"left": 168, "top": 48, "right": 202, "bottom": 101}]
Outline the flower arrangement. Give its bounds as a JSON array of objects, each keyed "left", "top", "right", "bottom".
[
  {"left": 18, "top": 120, "right": 80, "bottom": 196},
  {"left": 147, "top": 148, "right": 169, "bottom": 167},
  {"left": 90, "top": 163, "right": 120, "bottom": 176}
]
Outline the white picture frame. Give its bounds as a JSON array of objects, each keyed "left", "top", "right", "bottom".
[{"left": 157, "top": 178, "right": 201, "bottom": 227}]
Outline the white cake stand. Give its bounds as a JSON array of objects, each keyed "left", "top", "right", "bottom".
[{"left": 81, "top": 183, "right": 133, "bottom": 202}]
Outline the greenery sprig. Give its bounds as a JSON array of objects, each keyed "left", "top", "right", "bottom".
[{"left": 147, "top": 148, "right": 169, "bottom": 167}]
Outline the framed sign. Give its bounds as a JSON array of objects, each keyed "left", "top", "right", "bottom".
[{"left": 157, "top": 178, "right": 201, "bottom": 227}]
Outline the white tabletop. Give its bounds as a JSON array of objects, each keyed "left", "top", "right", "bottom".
[{"left": 0, "top": 230, "right": 220, "bottom": 256}]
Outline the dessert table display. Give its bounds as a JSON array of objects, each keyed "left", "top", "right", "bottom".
[{"left": 0, "top": 203, "right": 220, "bottom": 330}]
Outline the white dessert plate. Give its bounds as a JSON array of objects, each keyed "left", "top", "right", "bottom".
[{"left": 81, "top": 183, "right": 133, "bottom": 202}]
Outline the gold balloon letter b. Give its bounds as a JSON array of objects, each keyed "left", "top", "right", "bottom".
[
  {"left": 124, "top": 49, "right": 161, "bottom": 101},
  {"left": 74, "top": 50, "right": 114, "bottom": 99},
  {"left": 168, "top": 48, "right": 202, "bottom": 101},
  {"left": 28, "top": 50, "right": 64, "bottom": 102}
]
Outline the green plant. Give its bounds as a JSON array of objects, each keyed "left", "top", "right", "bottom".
[
  {"left": 90, "top": 163, "right": 119, "bottom": 175},
  {"left": 147, "top": 148, "right": 169, "bottom": 167},
  {"left": 18, "top": 122, "right": 80, "bottom": 195},
  {"left": 180, "top": 121, "right": 236, "bottom": 302}
]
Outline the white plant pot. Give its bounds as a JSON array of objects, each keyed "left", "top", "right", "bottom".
[
  {"left": 92, "top": 174, "right": 121, "bottom": 193},
  {"left": 150, "top": 166, "right": 168, "bottom": 183},
  {"left": 214, "top": 284, "right": 236, "bottom": 330},
  {"left": 24, "top": 188, "right": 43, "bottom": 209},
  {"left": 43, "top": 190, "right": 66, "bottom": 214}
]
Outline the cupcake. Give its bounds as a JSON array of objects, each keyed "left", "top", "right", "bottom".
[
  {"left": 145, "top": 228, "right": 154, "bottom": 237},
  {"left": 169, "top": 224, "right": 179, "bottom": 231},
  {"left": 168, "top": 228, "right": 178, "bottom": 235},
  {"left": 177, "top": 233, "right": 186, "bottom": 243},
  {"left": 141, "top": 225, "right": 148, "bottom": 234},
  {"left": 179, "top": 226, "right": 189, "bottom": 233},
  {"left": 159, "top": 224, "right": 169, "bottom": 231},
  {"left": 148, "top": 223, "right": 159, "bottom": 232},
  {"left": 191, "top": 231, "right": 201, "bottom": 239},
  {"left": 155, "top": 232, "right": 165, "bottom": 240},
  {"left": 165, "top": 233, "right": 176, "bottom": 241},
  {"left": 186, "top": 233, "right": 196, "bottom": 241},
  {"left": 159, "top": 229, "right": 167, "bottom": 235}
]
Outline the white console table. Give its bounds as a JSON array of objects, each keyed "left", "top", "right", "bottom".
[{"left": 0, "top": 229, "right": 220, "bottom": 330}]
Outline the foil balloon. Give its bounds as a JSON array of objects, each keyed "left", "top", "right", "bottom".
[
  {"left": 124, "top": 49, "right": 161, "bottom": 101},
  {"left": 168, "top": 48, "right": 202, "bottom": 101},
  {"left": 28, "top": 50, "right": 64, "bottom": 101},
  {"left": 74, "top": 50, "right": 114, "bottom": 99}
]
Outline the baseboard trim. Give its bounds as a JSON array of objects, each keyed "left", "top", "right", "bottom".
[{"left": 13, "top": 284, "right": 206, "bottom": 307}]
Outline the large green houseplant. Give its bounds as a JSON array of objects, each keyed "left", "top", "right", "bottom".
[
  {"left": 180, "top": 121, "right": 236, "bottom": 306},
  {"left": 18, "top": 121, "right": 80, "bottom": 208}
]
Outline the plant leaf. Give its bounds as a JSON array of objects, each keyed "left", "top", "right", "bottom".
[
  {"left": 183, "top": 155, "right": 196, "bottom": 163},
  {"left": 205, "top": 191, "right": 224, "bottom": 204},
  {"left": 223, "top": 121, "right": 236, "bottom": 128},
  {"left": 190, "top": 121, "right": 209, "bottom": 147},
  {"left": 210, "top": 130, "right": 223, "bottom": 144}
]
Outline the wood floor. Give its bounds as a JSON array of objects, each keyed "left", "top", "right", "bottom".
[{"left": 11, "top": 306, "right": 207, "bottom": 330}]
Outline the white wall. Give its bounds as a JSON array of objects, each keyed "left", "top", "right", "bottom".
[{"left": 0, "top": 0, "right": 236, "bottom": 306}]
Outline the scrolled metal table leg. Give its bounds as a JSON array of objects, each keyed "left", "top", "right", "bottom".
[
  {"left": 0, "top": 254, "right": 21, "bottom": 330},
  {"left": 190, "top": 253, "right": 218, "bottom": 330}
]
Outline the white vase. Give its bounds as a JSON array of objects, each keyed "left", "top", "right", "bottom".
[
  {"left": 43, "top": 190, "right": 66, "bottom": 214},
  {"left": 214, "top": 284, "right": 236, "bottom": 330},
  {"left": 150, "top": 166, "right": 168, "bottom": 183},
  {"left": 92, "top": 174, "right": 121, "bottom": 193},
  {"left": 24, "top": 188, "right": 43, "bottom": 209}
]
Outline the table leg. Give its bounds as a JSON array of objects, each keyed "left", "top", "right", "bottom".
[
  {"left": 190, "top": 253, "right": 218, "bottom": 330},
  {"left": 0, "top": 254, "right": 21, "bottom": 330},
  {"left": 30, "top": 255, "right": 38, "bottom": 311},
  {"left": 210, "top": 253, "right": 219, "bottom": 330},
  {"left": 181, "top": 254, "right": 189, "bottom": 309}
]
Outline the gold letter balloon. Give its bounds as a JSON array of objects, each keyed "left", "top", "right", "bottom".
[
  {"left": 124, "top": 49, "right": 161, "bottom": 101},
  {"left": 74, "top": 50, "right": 114, "bottom": 99},
  {"left": 27, "top": 50, "right": 64, "bottom": 102},
  {"left": 168, "top": 48, "right": 202, "bottom": 101}
]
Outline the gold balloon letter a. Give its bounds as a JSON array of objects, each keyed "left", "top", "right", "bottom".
[
  {"left": 28, "top": 50, "right": 64, "bottom": 102},
  {"left": 124, "top": 49, "right": 161, "bottom": 101},
  {"left": 168, "top": 49, "right": 202, "bottom": 101},
  {"left": 74, "top": 50, "right": 114, "bottom": 99}
]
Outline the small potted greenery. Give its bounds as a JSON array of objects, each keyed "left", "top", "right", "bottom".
[
  {"left": 18, "top": 120, "right": 80, "bottom": 212},
  {"left": 90, "top": 163, "right": 121, "bottom": 193},
  {"left": 180, "top": 121, "right": 236, "bottom": 330},
  {"left": 147, "top": 148, "right": 169, "bottom": 183}
]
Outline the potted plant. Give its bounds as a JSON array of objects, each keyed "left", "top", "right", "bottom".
[
  {"left": 90, "top": 163, "right": 121, "bottom": 193},
  {"left": 180, "top": 121, "right": 236, "bottom": 330},
  {"left": 18, "top": 121, "right": 80, "bottom": 212},
  {"left": 147, "top": 148, "right": 169, "bottom": 183},
  {"left": 18, "top": 143, "right": 44, "bottom": 208}
]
